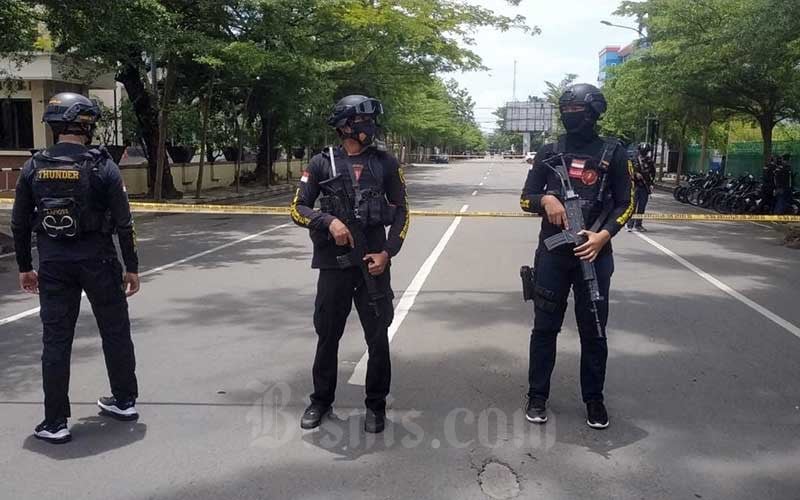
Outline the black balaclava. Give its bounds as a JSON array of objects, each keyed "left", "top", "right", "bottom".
[
  {"left": 349, "top": 118, "right": 378, "bottom": 147},
  {"left": 561, "top": 106, "right": 597, "bottom": 139}
]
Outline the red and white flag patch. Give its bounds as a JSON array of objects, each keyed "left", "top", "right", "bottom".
[
  {"left": 300, "top": 170, "right": 310, "bottom": 183},
  {"left": 568, "top": 158, "right": 586, "bottom": 179}
]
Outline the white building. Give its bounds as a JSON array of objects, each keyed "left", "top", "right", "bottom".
[{"left": 0, "top": 52, "right": 120, "bottom": 173}]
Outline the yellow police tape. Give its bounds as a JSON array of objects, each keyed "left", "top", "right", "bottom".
[
  {"left": 126, "top": 203, "right": 800, "bottom": 221},
  {"left": 1, "top": 198, "right": 799, "bottom": 222}
]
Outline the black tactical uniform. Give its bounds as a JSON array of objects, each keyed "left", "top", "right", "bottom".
[
  {"left": 773, "top": 156, "right": 794, "bottom": 215},
  {"left": 11, "top": 93, "right": 139, "bottom": 444},
  {"left": 520, "top": 83, "right": 633, "bottom": 429},
  {"left": 290, "top": 95, "right": 409, "bottom": 433},
  {"left": 762, "top": 158, "right": 777, "bottom": 209},
  {"left": 627, "top": 144, "right": 656, "bottom": 231}
]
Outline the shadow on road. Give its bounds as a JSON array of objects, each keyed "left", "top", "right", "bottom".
[{"left": 22, "top": 415, "right": 146, "bottom": 460}]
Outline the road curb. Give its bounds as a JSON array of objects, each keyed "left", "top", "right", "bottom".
[{"left": 130, "top": 184, "right": 295, "bottom": 223}]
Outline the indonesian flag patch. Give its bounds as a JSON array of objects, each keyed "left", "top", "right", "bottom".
[
  {"left": 300, "top": 170, "right": 310, "bottom": 183},
  {"left": 568, "top": 158, "right": 586, "bottom": 179}
]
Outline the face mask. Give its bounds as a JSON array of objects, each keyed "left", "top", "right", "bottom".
[
  {"left": 561, "top": 110, "right": 593, "bottom": 134},
  {"left": 350, "top": 120, "right": 378, "bottom": 146}
]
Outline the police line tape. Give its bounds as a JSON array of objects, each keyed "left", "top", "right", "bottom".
[{"left": 0, "top": 198, "right": 798, "bottom": 221}]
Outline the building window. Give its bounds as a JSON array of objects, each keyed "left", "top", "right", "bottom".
[{"left": 0, "top": 99, "right": 34, "bottom": 150}]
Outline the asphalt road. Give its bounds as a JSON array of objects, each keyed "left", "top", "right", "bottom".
[{"left": 1, "top": 158, "right": 799, "bottom": 500}]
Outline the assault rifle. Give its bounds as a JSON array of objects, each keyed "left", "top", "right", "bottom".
[
  {"left": 319, "top": 158, "right": 384, "bottom": 318},
  {"left": 541, "top": 154, "right": 605, "bottom": 338}
]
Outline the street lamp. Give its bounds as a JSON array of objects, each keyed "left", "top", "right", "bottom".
[{"left": 600, "top": 20, "right": 644, "bottom": 39}]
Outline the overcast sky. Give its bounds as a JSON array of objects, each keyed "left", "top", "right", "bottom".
[{"left": 453, "top": 0, "right": 638, "bottom": 131}]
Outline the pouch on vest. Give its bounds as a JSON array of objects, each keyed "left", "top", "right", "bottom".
[
  {"left": 31, "top": 152, "right": 104, "bottom": 240},
  {"left": 359, "top": 189, "right": 395, "bottom": 226},
  {"left": 39, "top": 197, "right": 81, "bottom": 240}
]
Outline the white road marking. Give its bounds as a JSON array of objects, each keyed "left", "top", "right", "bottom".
[
  {"left": 348, "top": 204, "right": 470, "bottom": 386},
  {"left": 0, "top": 223, "right": 291, "bottom": 327},
  {"left": 0, "top": 252, "right": 14, "bottom": 260},
  {"left": 479, "top": 182, "right": 484, "bottom": 187},
  {"left": 635, "top": 232, "right": 800, "bottom": 340},
  {"left": 472, "top": 190, "right": 478, "bottom": 196},
  {"left": 751, "top": 222, "right": 773, "bottom": 230}
]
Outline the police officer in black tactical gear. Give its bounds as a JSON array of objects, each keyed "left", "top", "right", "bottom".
[
  {"left": 773, "top": 154, "right": 794, "bottom": 215},
  {"left": 626, "top": 143, "right": 656, "bottom": 232},
  {"left": 762, "top": 156, "right": 777, "bottom": 210},
  {"left": 520, "top": 83, "right": 633, "bottom": 429},
  {"left": 290, "top": 95, "right": 409, "bottom": 433},
  {"left": 11, "top": 92, "right": 141, "bottom": 444}
]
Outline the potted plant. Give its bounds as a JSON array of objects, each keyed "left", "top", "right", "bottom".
[
  {"left": 167, "top": 102, "right": 200, "bottom": 164},
  {"left": 206, "top": 110, "right": 239, "bottom": 162}
]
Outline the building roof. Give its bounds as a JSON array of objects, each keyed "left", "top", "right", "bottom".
[
  {"left": 618, "top": 42, "right": 637, "bottom": 58},
  {"left": 0, "top": 53, "right": 116, "bottom": 89},
  {"left": 599, "top": 46, "right": 621, "bottom": 56}
]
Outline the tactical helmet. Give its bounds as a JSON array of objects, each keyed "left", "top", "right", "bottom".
[
  {"left": 559, "top": 84, "right": 607, "bottom": 118},
  {"left": 327, "top": 95, "right": 383, "bottom": 128},
  {"left": 43, "top": 92, "right": 101, "bottom": 125}
]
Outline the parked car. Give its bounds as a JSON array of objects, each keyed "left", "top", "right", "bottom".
[{"left": 432, "top": 153, "right": 449, "bottom": 164}]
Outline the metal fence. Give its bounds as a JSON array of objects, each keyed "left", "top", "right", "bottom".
[{"left": 686, "top": 141, "right": 800, "bottom": 177}]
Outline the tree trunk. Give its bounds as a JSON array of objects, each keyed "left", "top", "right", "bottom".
[
  {"left": 195, "top": 92, "right": 210, "bottom": 199},
  {"left": 256, "top": 108, "right": 277, "bottom": 185},
  {"left": 758, "top": 114, "right": 775, "bottom": 167},
  {"left": 699, "top": 123, "right": 710, "bottom": 172},
  {"left": 286, "top": 148, "right": 291, "bottom": 181},
  {"left": 675, "top": 118, "right": 688, "bottom": 186},
  {"left": 116, "top": 60, "right": 179, "bottom": 197},
  {"left": 154, "top": 58, "right": 177, "bottom": 201}
]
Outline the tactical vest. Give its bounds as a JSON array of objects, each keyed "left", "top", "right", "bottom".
[
  {"left": 551, "top": 136, "right": 619, "bottom": 229},
  {"left": 320, "top": 147, "right": 395, "bottom": 227},
  {"left": 774, "top": 165, "right": 792, "bottom": 189},
  {"left": 31, "top": 148, "right": 110, "bottom": 240}
]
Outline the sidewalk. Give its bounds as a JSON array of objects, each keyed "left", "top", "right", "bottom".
[
  {"left": 0, "top": 181, "right": 296, "bottom": 254},
  {"left": 130, "top": 182, "right": 295, "bottom": 205}
]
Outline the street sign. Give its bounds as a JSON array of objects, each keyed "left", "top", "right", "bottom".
[{"left": 504, "top": 101, "right": 557, "bottom": 133}]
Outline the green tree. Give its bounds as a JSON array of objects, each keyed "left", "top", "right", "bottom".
[
  {"left": 614, "top": 0, "right": 800, "bottom": 164},
  {"left": 488, "top": 106, "right": 523, "bottom": 152},
  {"left": 0, "top": 0, "right": 37, "bottom": 92},
  {"left": 39, "top": 0, "right": 241, "bottom": 197},
  {"left": 543, "top": 73, "right": 577, "bottom": 137},
  {"left": 0, "top": 1, "right": 36, "bottom": 55},
  {"left": 36, "top": 0, "right": 533, "bottom": 193}
]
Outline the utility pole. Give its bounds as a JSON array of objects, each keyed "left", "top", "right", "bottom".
[{"left": 512, "top": 59, "right": 518, "bottom": 101}]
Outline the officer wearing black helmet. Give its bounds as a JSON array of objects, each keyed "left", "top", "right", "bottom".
[
  {"left": 11, "top": 92, "right": 140, "bottom": 444},
  {"left": 520, "top": 83, "right": 633, "bottom": 429},
  {"left": 773, "top": 154, "right": 794, "bottom": 214},
  {"left": 290, "top": 95, "right": 409, "bottom": 433},
  {"left": 626, "top": 143, "right": 656, "bottom": 232}
]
